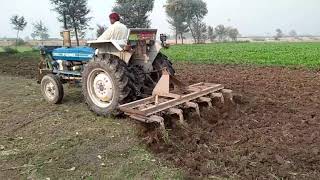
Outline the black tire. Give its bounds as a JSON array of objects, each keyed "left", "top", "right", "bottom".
[
  {"left": 41, "top": 74, "right": 64, "bottom": 104},
  {"left": 152, "top": 52, "right": 175, "bottom": 82},
  {"left": 82, "top": 57, "right": 131, "bottom": 116}
]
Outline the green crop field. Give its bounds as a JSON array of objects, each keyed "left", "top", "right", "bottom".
[
  {"left": 162, "top": 42, "right": 320, "bottom": 68},
  {"left": 1, "top": 42, "right": 320, "bottom": 68},
  {"left": 0, "top": 46, "right": 33, "bottom": 53}
]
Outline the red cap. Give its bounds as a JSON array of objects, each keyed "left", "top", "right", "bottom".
[{"left": 109, "top": 12, "right": 120, "bottom": 21}]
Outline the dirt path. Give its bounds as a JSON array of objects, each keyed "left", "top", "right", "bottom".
[{"left": 0, "top": 75, "right": 181, "bottom": 179}]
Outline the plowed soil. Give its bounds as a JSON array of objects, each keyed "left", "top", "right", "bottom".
[
  {"left": 141, "top": 64, "right": 320, "bottom": 179},
  {"left": 0, "top": 56, "right": 319, "bottom": 179}
]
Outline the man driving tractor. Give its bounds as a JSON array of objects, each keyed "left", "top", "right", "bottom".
[{"left": 98, "top": 12, "right": 128, "bottom": 41}]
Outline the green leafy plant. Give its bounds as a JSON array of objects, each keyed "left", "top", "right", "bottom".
[{"left": 3, "top": 46, "right": 19, "bottom": 54}]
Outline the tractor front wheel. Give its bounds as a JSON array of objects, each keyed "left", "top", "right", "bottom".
[
  {"left": 82, "top": 58, "right": 131, "bottom": 116},
  {"left": 41, "top": 74, "right": 64, "bottom": 104}
]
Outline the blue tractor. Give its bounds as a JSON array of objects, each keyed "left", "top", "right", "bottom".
[
  {"left": 38, "top": 29, "right": 175, "bottom": 116},
  {"left": 38, "top": 29, "right": 233, "bottom": 128}
]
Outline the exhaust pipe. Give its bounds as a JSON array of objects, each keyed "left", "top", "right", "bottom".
[
  {"left": 63, "top": 30, "right": 71, "bottom": 47},
  {"left": 62, "top": 11, "right": 71, "bottom": 47}
]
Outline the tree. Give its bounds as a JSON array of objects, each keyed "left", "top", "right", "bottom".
[
  {"left": 50, "top": 0, "right": 91, "bottom": 46},
  {"left": 96, "top": 24, "right": 107, "bottom": 38},
  {"left": 191, "top": 21, "right": 207, "bottom": 43},
  {"left": 184, "top": 0, "right": 208, "bottom": 44},
  {"left": 165, "top": 0, "right": 189, "bottom": 44},
  {"left": 227, "top": 27, "right": 239, "bottom": 41},
  {"left": 275, "top": 28, "right": 283, "bottom": 40},
  {"left": 113, "top": 0, "right": 155, "bottom": 28},
  {"left": 289, "top": 30, "right": 298, "bottom": 37},
  {"left": 207, "top": 26, "right": 216, "bottom": 42},
  {"left": 10, "top": 15, "right": 27, "bottom": 47},
  {"left": 165, "top": 0, "right": 207, "bottom": 44},
  {"left": 31, "top": 21, "right": 49, "bottom": 44},
  {"left": 215, "top": 24, "right": 228, "bottom": 42}
]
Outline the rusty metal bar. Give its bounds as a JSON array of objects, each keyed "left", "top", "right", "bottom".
[
  {"left": 119, "top": 107, "right": 146, "bottom": 116},
  {"left": 142, "top": 84, "right": 224, "bottom": 116},
  {"left": 119, "top": 96, "right": 154, "bottom": 109}
]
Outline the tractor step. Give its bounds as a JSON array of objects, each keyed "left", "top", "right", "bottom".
[{"left": 119, "top": 68, "right": 234, "bottom": 129}]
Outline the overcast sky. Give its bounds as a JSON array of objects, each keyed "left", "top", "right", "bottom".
[{"left": 1, "top": 0, "right": 319, "bottom": 38}]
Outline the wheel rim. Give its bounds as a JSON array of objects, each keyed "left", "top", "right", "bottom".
[
  {"left": 44, "top": 81, "right": 56, "bottom": 100},
  {"left": 87, "top": 68, "right": 114, "bottom": 108}
]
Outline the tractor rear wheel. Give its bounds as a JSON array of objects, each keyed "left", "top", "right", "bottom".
[
  {"left": 41, "top": 74, "right": 64, "bottom": 104},
  {"left": 151, "top": 52, "right": 175, "bottom": 82},
  {"left": 82, "top": 57, "right": 131, "bottom": 116}
]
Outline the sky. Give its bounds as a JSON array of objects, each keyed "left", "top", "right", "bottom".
[{"left": 1, "top": 0, "right": 319, "bottom": 39}]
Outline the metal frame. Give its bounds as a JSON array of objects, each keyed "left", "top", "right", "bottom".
[{"left": 119, "top": 69, "right": 233, "bottom": 128}]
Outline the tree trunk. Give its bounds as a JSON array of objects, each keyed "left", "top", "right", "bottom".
[
  {"left": 181, "top": 33, "right": 184, "bottom": 44},
  {"left": 187, "top": 20, "right": 197, "bottom": 44},
  {"left": 175, "top": 28, "right": 178, "bottom": 45},
  {"left": 189, "top": 25, "right": 196, "bottom": 44},
  {"left": 72, "top": 17, "right": 79, "bottom": 46},
  {"left": 16, "top": 30, "right": 20, "bottom": 48},
  {"left": 196, "top": 17, "right": 200, "bottom": 44},
  {"left": 75, "top": 28, "right": 79, "bottom": 46}
]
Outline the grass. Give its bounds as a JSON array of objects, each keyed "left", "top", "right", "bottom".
[
  {"left": 15, "top": 46, "right": 34, "bottom": 52},
  {"left": 0, "top": 46, "right": 33, "bottom": 53},
  {"left": 162, "top": 42, "right": 320, "bottom": 68},
  {"left": 0, "top": 75, "right": 183, "bottom": 179},
  {"left": 2, "top": 42, "right": 320, "bottom": 68},
  {"left": 0, "top": 47, "right": 39, "bottom": 61}
]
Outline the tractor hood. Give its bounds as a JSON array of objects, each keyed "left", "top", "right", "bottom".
[{"left": 52, "top": 46, "right": 95, "bottom": 61}]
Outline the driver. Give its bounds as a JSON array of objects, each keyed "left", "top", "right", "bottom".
[{"left": 97, "top": 13, "right": 129, "bottom": 41}]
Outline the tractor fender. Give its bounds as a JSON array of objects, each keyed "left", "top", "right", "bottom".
[
  {"left": 87, "top": 40, "right": 133, "bottom": 64},
  {"left": 148, "top": 41, "right": 162, "bottom": 64}
]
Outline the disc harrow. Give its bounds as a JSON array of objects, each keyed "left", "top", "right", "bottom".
[{"left": 119, "top": 69, "right": 234, "bottom": 130}]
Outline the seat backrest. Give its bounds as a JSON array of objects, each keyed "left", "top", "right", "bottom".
[{"left": 128, "top": 28, "right": 157, "bottom": 42}]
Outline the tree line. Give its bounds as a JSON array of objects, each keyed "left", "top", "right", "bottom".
[{"left": 9, "top": 0, "right": 300, "bottom": 46}]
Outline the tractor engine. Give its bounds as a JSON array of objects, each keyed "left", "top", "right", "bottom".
[
  {"left": 51, "top": 46, "right": 95, "bottom": 72},
  {"left": 55, "top": 60, "right": 83, "bottom": 71}
]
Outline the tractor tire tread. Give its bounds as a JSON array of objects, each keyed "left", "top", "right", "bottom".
[{"left": 82, "top": 57, "right": 132, "bottom": 117}]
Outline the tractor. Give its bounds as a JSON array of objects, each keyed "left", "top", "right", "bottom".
[{"left": 38, "top": 29, "right": 233, "bottom": 129}]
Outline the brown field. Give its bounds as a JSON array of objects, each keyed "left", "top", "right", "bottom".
[{"left": 0, "top": 54, "right": 319, "bottom": 179}]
